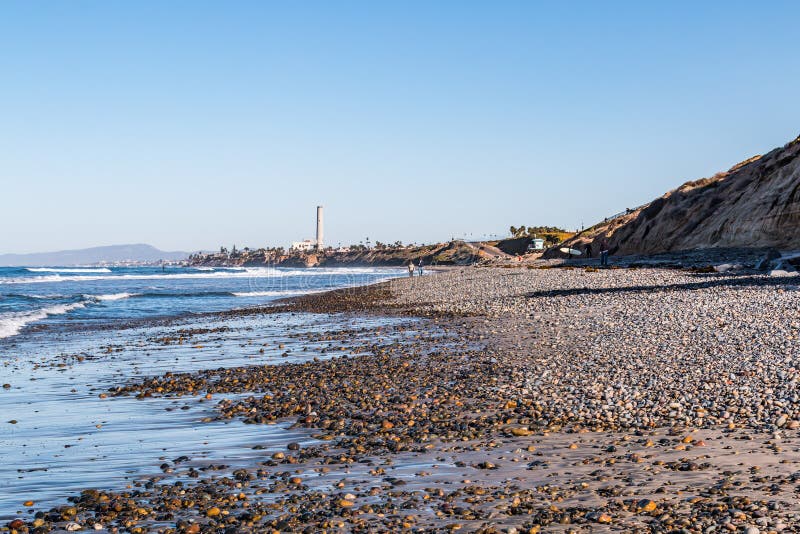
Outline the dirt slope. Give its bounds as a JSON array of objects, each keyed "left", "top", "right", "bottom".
[{"left": 551, "top": 134, "right": 800, "bottom": 257}]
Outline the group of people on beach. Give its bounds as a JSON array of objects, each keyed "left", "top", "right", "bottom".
[
  {"left": 583, "top": 237, "right": 610, "bottom": 266},
  {"left": 408, "top": 259, "right": 424, "bottom": 277}
]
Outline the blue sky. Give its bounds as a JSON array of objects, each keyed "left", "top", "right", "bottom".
[{"left": 2, "top": 1, "right": 799, "bottom": 253}]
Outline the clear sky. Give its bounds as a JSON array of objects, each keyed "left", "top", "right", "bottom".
[{"left": 2, "top": 1, "right": 799, "bottom": 253}]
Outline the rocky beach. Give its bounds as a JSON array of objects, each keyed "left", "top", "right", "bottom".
[
  {"left": 4, "top": 261, "right": 800, "bottom": 533},
  {"left": 6, "top": 2, "right": 800, "bottom": 532}
]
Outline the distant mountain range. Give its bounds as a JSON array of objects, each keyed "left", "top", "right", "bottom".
[{"left": 0, "top": 244, "right": 188, "bottom": 266}]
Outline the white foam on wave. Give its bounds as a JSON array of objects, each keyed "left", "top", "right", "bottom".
[
  {"left": 231, "top": 289, "right": 325, "bottom": 297},
  {"left": 246, "top": 267, "right": 398, "bottom": 277},
  {"left": 0, "top": 302, "right": 86, "bottom": 340},
  {"left": 1, "top": 267, "right": 403, "bottom": 285},
  {"left": 26, "top": 267, "right": 112, "bottom": 273},
  {"left": 193, "top": 266, "right": 247, "bottom": 271},
  {"left": 85, "top": 292, "right": 139, "bottom": 301}
]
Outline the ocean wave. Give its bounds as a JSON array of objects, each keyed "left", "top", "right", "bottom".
[
  {"left": 192, "top": 266, "right": 247, "bottom": 271},
  {"left": 230, "top": 289, "right": 325, "bottom": 297},
  {"left": 3, "top": 293, "right": 68, "bottom": 301},
  {"left": 0, "top": 267, "right": 403, "bottom": 285},
  {"left": 84, "top": 292, "right": 140, "bottom": 301},
  {"left": 243, "top": 267, "right": 399, "bottom": 276},
  {"left": 26, "top": 267, "right": 112, "bottom": 273},
  {"left": 0, "top": 302, "right": 86, "bottom": 340}
]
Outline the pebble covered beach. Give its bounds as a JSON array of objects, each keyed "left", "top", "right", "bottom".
[{"left": 5, "top": 264, "right": 800, "bottom": 533}]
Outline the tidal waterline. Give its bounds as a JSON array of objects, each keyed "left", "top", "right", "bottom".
[{"left": 0, "top": 265, "right": 409, "bottom": 519}]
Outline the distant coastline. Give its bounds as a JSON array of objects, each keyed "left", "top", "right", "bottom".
[
  {"left": 186, "top": 240, "right": 505, "bottom": 268},
  {"left": 0, "top": 244, "right": 188, "bottom": 267}
]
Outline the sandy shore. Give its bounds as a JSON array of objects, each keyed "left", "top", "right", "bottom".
[{"left": 7, "top": 265, "right": 800, "bottom": 533}]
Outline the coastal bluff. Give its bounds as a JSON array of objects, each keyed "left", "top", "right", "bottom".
[
  {"left": 187, "top": 240, "right": 499, "bottom": 268},
  {"left": 550, "top": 133, "right": 800, "bottom": 257}
]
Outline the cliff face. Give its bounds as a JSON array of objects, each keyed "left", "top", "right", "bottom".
[
  {"left": 556, "top": 134, "right": 800, "bottom": 257},
  {"left": 311, "top": 241, "right": 489, "bottom": 266},
  {"left": 188, "top": 241, "right": 488, "bottom": 268}
]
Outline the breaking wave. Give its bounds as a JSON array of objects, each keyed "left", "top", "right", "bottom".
[
  {"left": 231, "top": 289, "right": 325, "bottom": 297},
  {"left": 85, "top": 293, "right": 139, "bottom": 301},
  {"left": 1, "top": 267, "right": 396, "bottom": 285},
  {"left": 26, "top": 267, "right": 112, "bottom": 273},
  {"left": 0, "top": 303, "right": 86, "bottom": 340}
]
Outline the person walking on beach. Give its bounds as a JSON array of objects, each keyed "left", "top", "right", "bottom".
[
  {"left": 417, "top": 259, "right": 424, "bottom": 276},
  {"left": 599, "top": 237, "right": 610, "bottom": 266},
  {"left": 407, "top": 261, "right": 415, "bottom": 278}
]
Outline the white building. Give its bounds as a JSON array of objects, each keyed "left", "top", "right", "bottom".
[
  {"left": 528, "top": 238, "right": 545, "bottom": 251},
  {"left": 291, "top": 240, "right": 317, "bottom": 252}
]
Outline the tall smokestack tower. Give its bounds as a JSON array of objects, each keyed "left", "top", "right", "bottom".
[{"left": 316, "top": 206, "right": 324, "bottom": 250}]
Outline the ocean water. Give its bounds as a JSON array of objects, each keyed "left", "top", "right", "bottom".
[
  {"left": 0, "top": 265, "right": 406, "bottom": 519},
  {"left": 0, "top": 265, "right": 402, "bottom": 340}
]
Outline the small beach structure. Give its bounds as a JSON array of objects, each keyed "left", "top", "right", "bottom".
[{"left": 528, "top": 238, "right": 545, "bottom": 251}]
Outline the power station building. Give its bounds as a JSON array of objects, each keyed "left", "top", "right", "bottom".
[
  {"left": 316, "top": 205, "right": 323, "bottom": 249},
  {"left": 291, "top": 206, "right": 324, "bottom": 251}
]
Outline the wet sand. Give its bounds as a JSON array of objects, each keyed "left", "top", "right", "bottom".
[{"left": 5, "top": 265, "right": 800, "bottom": 533}]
